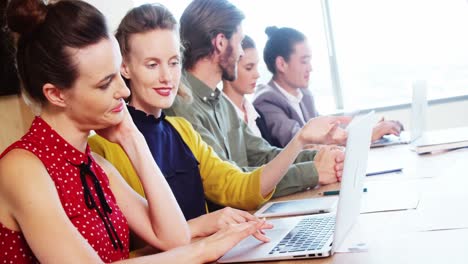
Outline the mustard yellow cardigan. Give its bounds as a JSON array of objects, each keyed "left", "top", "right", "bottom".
[{"left": 88, "top": 116, "right": 273, "bottom": 211}]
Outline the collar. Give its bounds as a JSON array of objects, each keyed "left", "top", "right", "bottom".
[
  {"left": 128, "top": 105, "right": 165, "bottom": 124},
  {"left": 242, "top": 98, "right": 260, "bottom": 121},
  {"left": 274, "top": 81, "right": 303, "bottom": 104},
  {"left": 29, "top": 116, "right": 90, "bottom": 165},
  {"left": 184, "top": 71, "right": 222, "bottom": 103},
  {"left": 223, "top": 94, "right": 259, "bottom": 121}
]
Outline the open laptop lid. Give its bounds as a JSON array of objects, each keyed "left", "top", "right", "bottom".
[
  {"left": 332, "top": 111, "right": 376, "bottom": 253},
  {"left": 410, "top": 80, "right": 428, "bottom": 142}
]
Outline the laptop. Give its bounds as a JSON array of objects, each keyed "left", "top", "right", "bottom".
[
  {"left": 218, "top": 111, "right": 376, "bottom": 263},
  {"left": 371, "top": 80, "right": 427, "bottom": 148}
]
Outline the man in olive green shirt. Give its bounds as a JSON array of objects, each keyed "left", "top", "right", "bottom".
[{"left": 165, "top": 0, "right": 344, "bottom": 197}]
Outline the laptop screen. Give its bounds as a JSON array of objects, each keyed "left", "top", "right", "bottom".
[
  {"left": 410, "top": 80, "right": 428, "bottom": 142},
  {"left": 333, "top": 111, "right": 375, "bottom": 252}
]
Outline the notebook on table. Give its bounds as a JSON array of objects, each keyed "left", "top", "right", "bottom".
[
  {"left": 411, "top": 126, "right": 468, "bottom": 154},
  {"left": 218, "top": 111, "right": 376, "bottom": 263},
  {"left": 371, "top": 80, "right": 427, "bottom": 148}
]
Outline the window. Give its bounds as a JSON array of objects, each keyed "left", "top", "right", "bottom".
[
  {"left": 330, "top": 0, "right": 468, "bottom": 109},
  {"left": 133, "top": 0, "right": 468, "bottom": 112}
]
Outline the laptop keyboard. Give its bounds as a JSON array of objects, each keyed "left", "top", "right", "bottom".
[{"left": 268, "top": 216, "right": 335, "bottom": 255}]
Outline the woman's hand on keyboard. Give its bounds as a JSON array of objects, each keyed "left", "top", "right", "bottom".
[
  {"left": 188, "top": 207, "right": 273, "bottom": 238},
  {"left": 194, "top": 220, "right": 271, "bottom": 263}
]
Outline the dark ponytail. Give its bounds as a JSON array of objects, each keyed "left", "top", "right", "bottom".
[
  {"left": 6, "top": 0, "right": 47, "bottom": 36},
  {"left": 264, "top": 26, "right": 279, "bottom": 39},
  {"left": 6, "top": 0, "right": 109, "bottom": 105}
]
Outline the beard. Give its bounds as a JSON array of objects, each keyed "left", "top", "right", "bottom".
[{"left": 220, "top": 44, "right": 238, "bottom": 81}]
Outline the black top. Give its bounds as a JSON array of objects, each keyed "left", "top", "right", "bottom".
[{"left": 128, "top": 106, "right": 206, "bottom": 220}]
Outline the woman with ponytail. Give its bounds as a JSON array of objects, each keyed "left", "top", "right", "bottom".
[{"left": 0, "top": 0, "right": 268, "bottom": 263}]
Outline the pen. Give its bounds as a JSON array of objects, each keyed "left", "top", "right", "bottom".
[
  {"left": 366, "top": 168, "right": 403, "bottom": 177},
  {"left": 320, "top": 188, "right": 367, "bottom": 196}
]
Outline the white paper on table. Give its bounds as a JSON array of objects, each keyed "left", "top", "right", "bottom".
[
  {"left": 414, "top": 191, "right": 468, "bottom": 232},
  {"left": 360, "top": 182, "right": 420, "bottom": 214},
  {"left": 334, "top": 207, "right": 423, "bottom": 253}
]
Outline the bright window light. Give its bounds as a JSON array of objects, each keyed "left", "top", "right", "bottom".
[
  {"left": 133, "top": 0, "right": 468, "bottom": 113},
  {"left": 330, "top": 0, "right": 468, "bottom": 109}
]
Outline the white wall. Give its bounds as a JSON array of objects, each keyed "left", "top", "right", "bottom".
[{"left": 84, "top": 0, "right": 133, "bottom": 32}]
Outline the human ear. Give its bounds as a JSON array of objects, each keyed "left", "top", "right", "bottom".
[
  {"left": 275, "top": 56, "right": 288, "bottom": 73},
  {"left": 42, "top": 83, "right": 67, "bottom": 107},
  {"left": 212, "top": 33, "right": 227, "bottom": 54},
  {"left": 120, "top": 60, "right": 131, "bottom": 79}
]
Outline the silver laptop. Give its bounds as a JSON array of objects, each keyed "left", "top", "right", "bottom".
[
  {"left": 218, "top": 111, "right": 376, "bottom": 263},
  {"left": 371, "top": 80, "right": 427, "bottom": 148}
]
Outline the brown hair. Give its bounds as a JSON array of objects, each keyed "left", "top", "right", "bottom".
[
  {"left": 241, "top": 35, "right": 256, "bottom": 50},
  {"left": 7, "top": 0, "right": 109, "bottom": 105},
  {"left": 180, "top": 0, "right": 245, "bottom": 70},
  {"left": 116, "top": 3, "right": 191, "bottom": 103}
]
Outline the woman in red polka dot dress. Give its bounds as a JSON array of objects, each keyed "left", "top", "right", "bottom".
[{"left": 0, "top": 0, "right": 267, "bottom": 263}]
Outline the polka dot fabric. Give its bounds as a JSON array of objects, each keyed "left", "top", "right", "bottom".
[
  {"left": 0, "top": 223, "right": 36, "bottom": 263},
  {"left": 0, "top": 117, "right": 129, "bottom": 263}
]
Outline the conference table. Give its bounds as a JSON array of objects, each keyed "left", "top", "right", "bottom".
[{"left": 231, "top": 143, "right": 468, "bottom": 264}]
